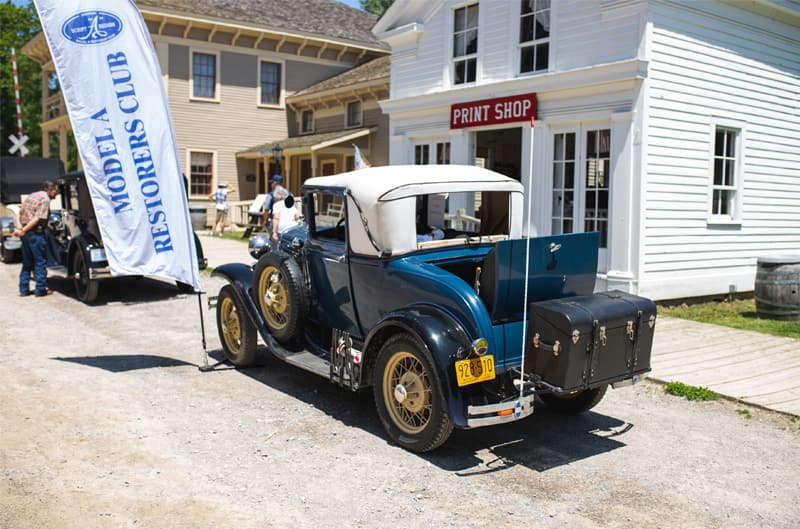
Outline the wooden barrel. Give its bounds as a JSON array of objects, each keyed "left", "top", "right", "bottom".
[{"left": 755, "top": 255, "right": 800, "bottom": 321}]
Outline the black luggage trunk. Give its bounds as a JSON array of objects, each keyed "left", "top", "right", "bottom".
[{"left": 526, "top": 291, "right": 656, "bottom": 392}]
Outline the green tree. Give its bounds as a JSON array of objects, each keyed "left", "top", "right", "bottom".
[
  {"left": 360, "top": 0, "right": 392, "bottom": 17},
  {"left": 0, "top": 0, "right": 42, "bottom": 158}
]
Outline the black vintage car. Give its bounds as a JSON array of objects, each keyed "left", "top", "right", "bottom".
[{"left": 4, "top": 171, "right": 207, "bottom": 303}]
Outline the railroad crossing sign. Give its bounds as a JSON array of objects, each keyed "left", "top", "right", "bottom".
[{"left": 8, "top": 134, "right": 29, "bottom": 157}]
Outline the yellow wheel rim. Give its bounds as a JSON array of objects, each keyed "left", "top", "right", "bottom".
[
  {"left": 382, "top": 351, "right": 432, "bottom": 435},
  {"left": 257, "top": 265, "right": 289, "bottom": 330},
  {"left": 219, "top": 296, "right": 242, "bottom": 354}
]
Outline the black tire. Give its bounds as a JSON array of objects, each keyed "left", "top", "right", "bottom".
[
  {"left": 0, "top": 237, "right": 20, "bottom": 263},
  {"left": 253, "top": 252, "right": 307, "bottom": 344},
  {"left": 373, "top": 333, "right": 453, "bottom": 453},
  {"left": 73, "top": 250, "right": 99, "bottom": 304},
  {"left": 216, "top": 285, "right": 257, "bottom": 367},
  {"left": 539, "top": 385, "right": 608, "bottom": 414}
]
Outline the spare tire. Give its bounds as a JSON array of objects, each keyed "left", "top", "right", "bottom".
[{"left": 253, "top": 252, "right": 308, "bottom": 344}]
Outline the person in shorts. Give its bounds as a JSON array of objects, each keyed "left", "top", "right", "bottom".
[{"left": 208, "top": 182, "right": 235, "bottom": 235}]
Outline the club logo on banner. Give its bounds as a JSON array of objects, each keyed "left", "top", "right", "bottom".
[
  {"left": 33, "top": 0, "right": 200, "bottom": 291},
  {"left": 61, "top": 11, "right": 123, "bottom": 45}
]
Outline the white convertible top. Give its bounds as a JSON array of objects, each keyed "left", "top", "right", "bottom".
[{"left": 303, "top": 165, "right": 525, "bottom": 256}]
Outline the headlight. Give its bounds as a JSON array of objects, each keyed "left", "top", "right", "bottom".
[
  {"left": 89, "top": 248, "right": 107, "bottom": 263},
  {"left": 248, "top": 235, "right": 270, "bottom": 259}
]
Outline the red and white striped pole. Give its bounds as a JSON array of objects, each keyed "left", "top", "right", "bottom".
[{"left": 11, "top": 48, "right": 24, "bottom": 136}]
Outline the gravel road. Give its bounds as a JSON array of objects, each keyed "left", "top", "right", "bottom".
[{"left": 1, "top": 265, "right": 798, "bottom": 529}]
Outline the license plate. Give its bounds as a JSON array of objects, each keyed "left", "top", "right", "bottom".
[{"left": 455, "top": 355, "right": 495, "bottom": 387}]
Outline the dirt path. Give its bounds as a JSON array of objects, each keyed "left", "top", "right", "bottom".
[{"left": 1, "top": 267, "right": 798, "bottom": 529}]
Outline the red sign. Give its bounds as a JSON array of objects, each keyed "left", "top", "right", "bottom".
[{"left": 450, "top": 93, "right": 537, "bottom": 129}]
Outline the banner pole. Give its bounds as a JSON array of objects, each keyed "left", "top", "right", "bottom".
[{"left": 197, "top": 291, "right": 209, "bottom": 370}]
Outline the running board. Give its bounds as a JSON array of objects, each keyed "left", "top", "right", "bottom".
[{"left": 270, "top": 347, "right": 330, "bottom": 379}]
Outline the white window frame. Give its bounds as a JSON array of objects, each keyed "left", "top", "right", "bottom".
[
  {"left": 707, "top": 120, "right": 744, "bottom": 225},
  {"left": 189, "top": 49, "right": 220, "bottom": 102},
  {"left": 414, "top": 144, "right": 430, "bottom": 165},
  {"left": 517, "top": 0, "right": 551, "bottom": 76},
  {"left": 413, "top": 140, "right": 452, "bottom": 165},
  {"left": 257, "top": 59, "right": 284, "bottom": 108},
  {"left": 451, "top": 3, "right": 479, "bottom": 86},
  {"left": 186, "top": 149, "right": 217, "bottom": 198},
  {"left": 345, "top": 100, "right": 363, "bottom": 128},
  {"left": 547, "top": 122, "right": 612, "bottom": 271},
  {"left": 301, "top": 109, "right": 314, "bottom": 134}
]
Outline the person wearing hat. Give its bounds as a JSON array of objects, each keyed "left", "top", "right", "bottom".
[
  {"left": 262, "top": 174, "right": 289, "bottom": 234},
  {"left": 208, "top": 181, "right": 236, "bottom": 236}
]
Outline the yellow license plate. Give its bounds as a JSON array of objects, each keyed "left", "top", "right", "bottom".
[{"left": 455, "top": 355, "right": 495, "bottom": 387}]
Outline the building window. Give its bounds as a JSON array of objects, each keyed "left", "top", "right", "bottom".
[
  {"left": 260, "top": 61, "right": 281, "bottom": 105},
  {"left": 415, "top": 144, "right": 430, "bottom": 165},
  {"left": 453, "top": 4, "right": 479, "bottom": 85},
  {"left": 519, "top": 0, "right": 550, "bottom": 74},
  {"left": 552, "top": 132, "right": 575, "bottom": 235},
  {"left": 436, "top": 142, "right": 451, "bottom": 164},
  {"left": 189, "top": 151, "right": 213, "bottom": 196},
  {"left": 710, "top": 126, "right": 741, "bottom": 220},
  {"left": 346, "top": 100, "right": 362, "bottom": 128},
  {"left": 585, "top": 129, "right": 610, "bottom": 248},
  {"left": 192, "top": 52, "right": 216, "bottom": 99},
  {"left": 551, "top": 128, "right": 610, "bottom": 249},
  {"left": 301, "top": 109, "right": 314, "bottom": 134}
]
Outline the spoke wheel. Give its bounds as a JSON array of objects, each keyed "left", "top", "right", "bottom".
[
  {"left": 216, "top": 285, "right": 257, "bottom": 366},
  {"left": 383, "top": 352, "right": 433, "bottom": 435},
  {"left": 374, "top": 333, "right": 452, "bottom": 452},
  {"left": 257, "top": 265, "right": 289, "bottom": 331},
  {"left": 253, "top": 253, "right": 307, "bottom": 344}
]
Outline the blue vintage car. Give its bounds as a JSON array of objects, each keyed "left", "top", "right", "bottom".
[{"left": 212, "top": 165, "right": 656, "bottom": 452}]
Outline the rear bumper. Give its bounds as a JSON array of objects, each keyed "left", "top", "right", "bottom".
[{"left": 465, "top": 393, "right": 534, "bottom": 428}]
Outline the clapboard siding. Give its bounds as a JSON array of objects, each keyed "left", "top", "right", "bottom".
[
  {"left": 639, "top": 0, "right": 800, "bottom": 299},
  {"left": 554, "top": 0, "right": 643, "bottom": 70},
  {"left": 391, "top": 0, "right": 645, "bottom": 99}
]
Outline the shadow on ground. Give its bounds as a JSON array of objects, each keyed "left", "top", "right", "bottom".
[
  {"left": 205, "top": 347, "right": 630, "bottom": 475},
  {"left": 54, "top": 354, "right": 195, "bottom": 372},
  {"left": 47, "top": 275, "right": 189, "bottom": 305}
]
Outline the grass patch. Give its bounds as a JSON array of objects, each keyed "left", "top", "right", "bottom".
[
  {"left": 217, "top": 231, "right": 250, "bottom": 243},
  {"left": 664, "top": 381, "right": 720, "bottom": 401},
  {"left": 736, "top": 408, "right": 753, "bottom": 419},
  {"left": 659, "top": 298, "right": 800, "bottom": 340}
]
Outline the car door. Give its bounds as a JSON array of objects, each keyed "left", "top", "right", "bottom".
[{"left": 304, "top": 190, "right": 361, "bottom": 337}]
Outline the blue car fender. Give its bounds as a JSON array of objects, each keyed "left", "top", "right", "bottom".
[{"left": 365, "top": 304, "right": 475, "bottom": 427}]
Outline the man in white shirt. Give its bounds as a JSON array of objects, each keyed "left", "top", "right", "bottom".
[{"left": 271, "top": 187, "right": 301, "bottom": 251}]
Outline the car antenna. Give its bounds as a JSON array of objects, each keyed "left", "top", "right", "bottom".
[{"left": 517, "top": 122, "right": 537, "bottom": 402}]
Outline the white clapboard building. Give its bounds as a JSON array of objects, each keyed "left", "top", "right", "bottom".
[{"left": 374, "top": 0, "right": 800, "bottom": 300}]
